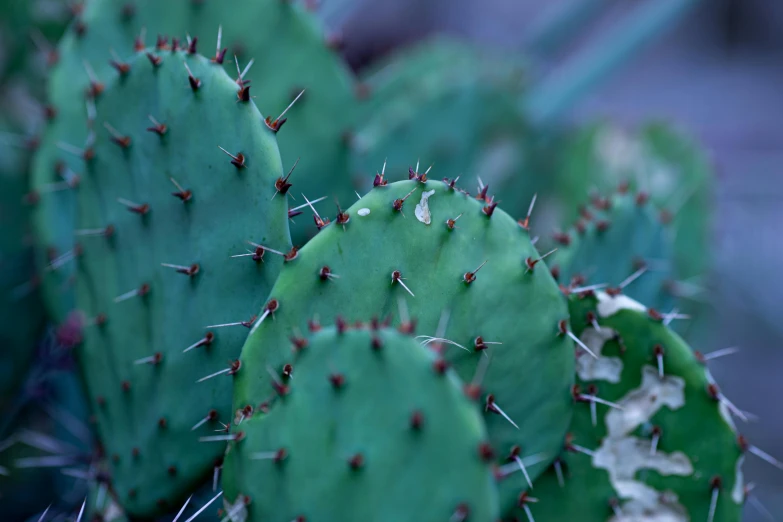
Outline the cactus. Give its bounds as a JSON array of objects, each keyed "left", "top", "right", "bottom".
[
  {"left": 223, "top": 323, "right": 499, "bottom": 522},
  {"left": 0, "top": 117, "right": 45, "bottom": 414},
  {"left": 555, "top": 121, "right": 712, "bottom": 286},
  {"left": 520, "top": 290, "right": 745, "bottom": 522},
  {"left": 73, "top": 49, "right": 289, "bottom": 516},
  {"left": 6, "top": 1, "right": 775, "bottom": 519},
  {"left": 550, "top": 188, "right": 676, "bottom": 314},
  {"left": 349, "top": 38, "right": 535, "bottom": 205},
  {"left": 547, "top": 122, "right": 714, "bottom": 342},
  {"left": 359, "top": 36, "right": 521, "bottom": 103},
  {"left": 233, "top": 178, "right": 574, "bottom": 512},
  {"left": 30, "top": 0, "right": 361, "bottom": 305}
]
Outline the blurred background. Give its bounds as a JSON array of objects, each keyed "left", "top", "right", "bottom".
[{"left": 1, "top": 0, "right": 781, "bottom": 519}]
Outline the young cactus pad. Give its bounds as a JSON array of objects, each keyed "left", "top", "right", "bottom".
[
  {"left": 74, "top": 50, "right": 290, "bottom": 516},
  {"left": 519, "top": 291, "right": 745, "bottom": 522},
  {"left": 222, "top": 324, "right": 500, "bottom": 522},
  {"left": 550, "top": 189, "right": 676, "bottom": 313},
  {"left": 232, "top": 178, "right": 574, "bottom": 512}
]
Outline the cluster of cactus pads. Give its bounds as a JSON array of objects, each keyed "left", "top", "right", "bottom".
[{"left": 0, "top": 1, "right": 777, "bottom": 521}]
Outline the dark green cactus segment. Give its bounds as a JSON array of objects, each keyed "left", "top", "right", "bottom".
[
  {"left": 233, "top": 178, "right": 574, "bottom": 512},
  {"left": 75, "top": 50, "right": 289, "bottom": 516},
  {"left": 522, "top": 291, "right": 743, "bottom": 522},
  {"left": 223, "top": 324, "right": 499, "bottom": 522},
  {"left": 555, "top": 121, "right": 712, "bottom": 285},
  {"left": 31, "top": 0, "right": 363, "bottom": 269},
  {"left": 350, "top": 39, "right": 533, "bottom": 203},
  {"left": 0, "top": 118, "right": 45, "bottom": 413},
  {"left": 551, "top": 189, "right": 676, "bottom": 312}
]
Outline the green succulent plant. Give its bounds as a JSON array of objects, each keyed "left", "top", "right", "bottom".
[
  {"left": 3, "top": 0, "right": 775, "bottom": 520},
  {"left": 223, "top": 323, "right": 499, "bottom": 522},
  {"left": 73, "top": 49, "right": 289, "bottom": 516}
]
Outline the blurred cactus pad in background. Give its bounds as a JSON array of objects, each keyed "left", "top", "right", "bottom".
[{"left": 1, "top": 0, "right": 781, "bottom": 521}]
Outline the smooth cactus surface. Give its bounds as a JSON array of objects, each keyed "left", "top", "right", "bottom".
[
  {"left": 233, "top": 178, "right": 574, "bottom": 512},
  {"left": 74, "top": 50, "right": 289, "bottom": 516},
  {"left": 223, "top": 324, "right": 499, "bottom": 522},
  {"left": 550, "top": 189, "right": 676, "bottom": 313},
  {"left": 522, "top": 291, "right": 744, "bottom": 522},
  {"left": 31, "top": 0, "right": 362, "bottom": 323}
]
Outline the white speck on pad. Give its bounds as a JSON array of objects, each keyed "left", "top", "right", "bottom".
[{"left": 414, "top": 190, "right": 436, "bottom": 225}]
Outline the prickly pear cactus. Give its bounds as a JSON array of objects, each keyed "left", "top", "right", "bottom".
[
  {"left": 74, "top": 49, "right": 289, "bottom": 516},
  {"left": 521, "top": 291, "right": 745, "bottom": 522},
  {"left": 350, "top": 39, "right": 535, "bottom": 207},
  {"left": 31, "top": 0, "right": 361, "bottom": 298},
  {"left": 223, "top": 324, "right": 500, "bottom": 522},
  {"left": 0, "top": 364, "right": 93, "bottom": 520},
  {"left": 233, "top": 178, "right": 574, "bottom": 512},
  {"left": 555, "top": 121, "right": 712, "bottom": 286},
  {"left": 0, "top": 118, "right": 45, "bottom": 413},
  {"left": 550, "top": 188, "right": 676, "bottom": 313},
  {"left": 84, "top": 479, "right": 128, "bottom": 522}
]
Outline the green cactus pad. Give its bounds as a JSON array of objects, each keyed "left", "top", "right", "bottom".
[
  {"left": 74, "top": 50, "right": 289, "bottom": 516},
  {"left": 555, "top": 121, "right": 712, "bottom": 285},
  {"left": 223, "top": 324, "right": 499, "bottom": 522},
  {"left": 350, "top": 38, "right": 535, "bottom": 207},
  {"left": 359, "top": 36, "right": 518, "bottom": 104},
  {"left": 0, "top": 0, "right": 71, "bottom": 81},
  {"left": 31, "top": 0, "right": 362, "bottom": 322},
  {"left": 0, "top": 366, "right": 93, "bottom": 520},
  {"left": 550, "top": 189, "right": 676, "bottom": 313},
  {"left": 233, "top": 178, "right": 574, "bottom": 512},
  {"left": 516, "top": 291, "right": 744, "bottom": 522}
]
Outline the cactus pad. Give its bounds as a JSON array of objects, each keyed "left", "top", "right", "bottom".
[
  {"left": 0, "top": 364, "right": 93, "bottom": 520},
  {"left": 223, "top": 324, "right": 499, "bottom": 522},
  {"left": 519, "top": 291, "right": 744, "bottom": 522},
  {"left": 31, "top": 0, "right": 362, "bottom": 284},
  {"left": 74, "top": 50, "right": 289, "bottom": 516},
  {"left": 550, "top": 189, "right": 676, "bottom": 313},
  {"left": 233, "top": 178, "right": 573, "bottom": 512}
]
